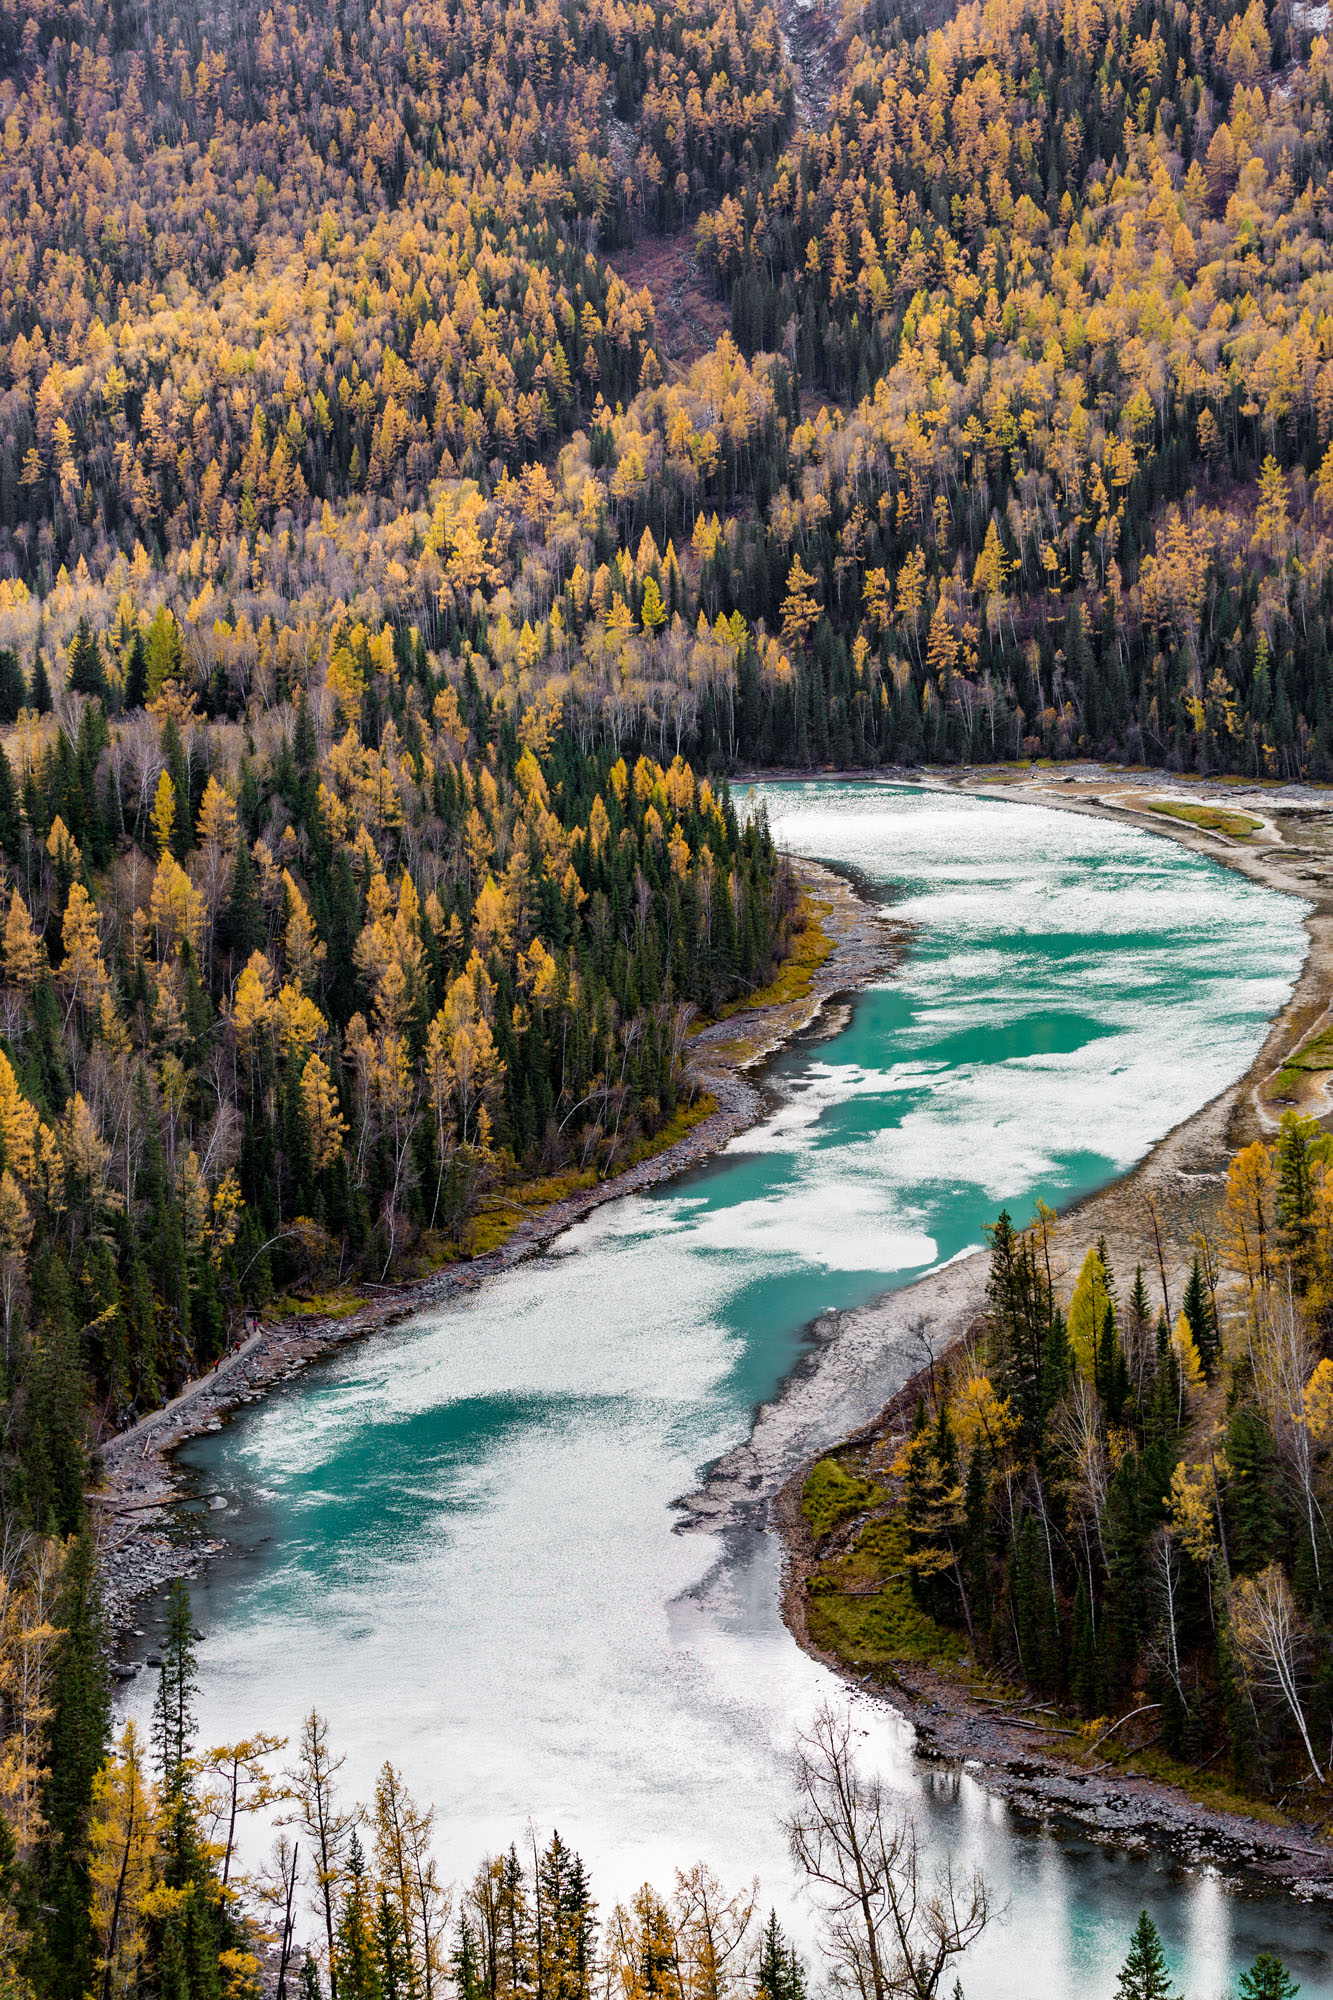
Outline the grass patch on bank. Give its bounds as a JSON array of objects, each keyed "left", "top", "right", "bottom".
[
  {"left": 271, "top": 1289, "right": 362, "bottom": 1320},
  {"left": 1280, "top": 1024, "right": 1333, "bottom": 1073},
  {"left": 466, "top": 1093, "right": 719, "bottom": 1257},
  {"left": 802, "top": 1456, "right": 882, "bottom": 1536},
  {"left": 1273, "top": 1022, "right": 1333, "bottom": 1096},
  {"left": 1146, "top": 799, "right": 1262, "bottom": 839},
  {"left": 806, "top": 1509, "right": 964, "bottom": 1669}
]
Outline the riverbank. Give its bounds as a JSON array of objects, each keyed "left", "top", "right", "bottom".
[
  {"left": 93, "top": 856, "right": 899, "bottom": 1642},
  {"left": 688, "top": 770, "right": 1331, "bottom": 1528},
  {"left": 760, "top": 766, "right": 1333, "bottom": 1894}
]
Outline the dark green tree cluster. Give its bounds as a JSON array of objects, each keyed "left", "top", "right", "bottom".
[
  {"left": 1113, "top": 1911, "right": 1299, "bottom": 2000},
  {"left": 843, "top": 1196, "right": 1333, "bottom": 1781},
  {"left": 0, "top": 639, "right": 791, "bottom": 1564}
]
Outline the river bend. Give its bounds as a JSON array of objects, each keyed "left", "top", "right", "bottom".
[{"left": 128, "top": 782, "right": 1331, "bottom": 1998}]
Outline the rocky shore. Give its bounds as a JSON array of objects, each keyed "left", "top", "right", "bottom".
[{"left": 94, "top": 855, "right": 899, "bottom": 1645}]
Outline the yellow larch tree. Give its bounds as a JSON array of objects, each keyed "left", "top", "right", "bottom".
[
  {"left": 151, "top": 770, "right": 178, "bottom": 856},
  {"left": 282, "top": 872, "right": 326, "bottom": 993},
  {"left": 300, "top": 1054, "right": 347, "bottom": 1172},
  {"left": 0, "top": 1051, "right": 40, "bottom": 1183},
  {"left": 1067, "top": 1244, "right": 1111, "bottom": 1377},
  {"left": 2, "top": 892, "right": 44, "bottom": 993},
  {"left": 88, "top": 1721, "right": 158, "bottom": 2000},
  {"left": 0, "top": 1537, "right": 66, "bottom": 1856},
  {"left": 230, "top": 951, "right": 277, "bottom": 1067},
  {"left": 57, "top": 881, "right": 109, "bottom": 1024},
  {"left": 196, "top": 775, "right": 239, "bottom": 854},
  {"left": 146, "top": 855, "right": 205, "bottom": 964},
  {"left": 779, "top": 555, "right": 820, "bottom": 646},
  {"left": 1221, "top": 1139, "right": 1275, "bottom": 1287}
]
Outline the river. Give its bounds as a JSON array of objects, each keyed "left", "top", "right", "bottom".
[{"left": 126, "top": 781, "right": 1333, "bottom": 1998}]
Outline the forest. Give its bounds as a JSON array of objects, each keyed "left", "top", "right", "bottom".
[
  {"left": 0, "top": 1571, "right": 1306, "bottom": 1999},
  {"left": 1, "top": 0, "right": 1333, "bottom": 1981},
  {"left": 3, "top": 0, "right": 1333, "bottom": 776},
  {"left": 803, "top": 1112, "right": 1333, "bottom": 1806}
]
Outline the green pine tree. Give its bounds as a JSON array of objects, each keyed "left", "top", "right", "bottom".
[
  {"left": 755, "top": 1910, "right": 807, "bottom": 2000},
  {"left": 38, "top": 1532, "right": 110, "bottom": 2000},
  {"left": 1226, "top": 1404, "right": 1281, "bottom": 1573},
  {"left": 1274, "top": 1112, "right": 1318, "bottom": 1276},
  {"left": 375, "top": 1888, "right": 408, "bottom": 2000},
  {"left": 1069, "top": 1572, "right": 1098, "bottom": 1716},
  {"left": 123, "top": 631, "right": 148, "bottom": 710},
  {"left": 225, "top": 835, "right": 264, "bottom": 959},
  {"left": 153, "top": 1581, "right": 200, "bottom": 1861},
  {"left": 0, "top": 744, "right": 21, "bottom": 859},
  {"left": 1039, "top": 1307, "right": 1071, "bottom": 1427},
  {"left": 1115, "top": 1913, "right": 1177, "bottom": 2000},
  {"left": 1181, "top": 1254, "right": 1218, "bottom": 1376},
  {"left": 1238, "top": 1954, "right": 1300, "bottom": 2000},
  {"left": 66, "top": 619, "right": 105, "bottom": 700},
  {"left": 454, "top": 1916, "right": 487, "bottom": 2000},
  {"left": 0, "top": 647, "right": 24, "bottom": 723},
  {"left": 29, "top": 651, "right": 52, "bottom": 715},
  {"left": 18, "top": 1316, "right": 88, "bottom": 1539},
  {"left": 334, "top": 1835, "right": 381, "bottom": 2000},
  {"left": 1010, "top": 1512, "right": 1042, "bottom": 1685}
]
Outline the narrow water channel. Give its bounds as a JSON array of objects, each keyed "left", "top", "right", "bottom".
[{"left": 127, "top": 783, "right": 1332, "bottom": 1998}]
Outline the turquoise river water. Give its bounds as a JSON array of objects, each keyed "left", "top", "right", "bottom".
[{"left": 128, "top": 782, "right": 1333, "bottom": 1998}]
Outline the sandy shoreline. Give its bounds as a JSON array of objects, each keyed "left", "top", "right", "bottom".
[{"left": 93, "top": 855, "right": 899, "bottom": 1640}]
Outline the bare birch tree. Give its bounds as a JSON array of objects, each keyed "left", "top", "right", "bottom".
[
  {"left": 255, "top": 1834, "right": 302, "bottom": 2000},
  {"left": 1250, "top": 1279, "right": 1326, "bottom": 1590},
  {"left": 785, "top": 1706, "right": 996, "bottom": 2000},
  {"left": 1230, "top": 1565, "right": 1325, "bottom": 1783}
]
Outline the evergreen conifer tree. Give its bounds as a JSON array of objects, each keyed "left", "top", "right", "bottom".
[
  {"left": 756, "top": 1911, "right": 807, "bottom": 2000},
  {"left": 1039, "top": 1307, "right": 1071, "bottom": 1426},
  {"left": 1114, "top": 1913, "right": 1177, "bottom": 2000},
  {"left": 1069, "top": 1573, "right": 1098, "bottom": 1715},
  {"left": 454, "top": 1916, "right": 486, "bottom": 2000},
  {"left": 66, "top": 619, "right": 105, "bottom": 699},
  {"left": 1239, "top": 1954, "right": 1300, "bottom": 2000},
  {"left": 0, "top": 744, "right": 21, "bottom": 860},
  {"left": 225, "top": 835, "right": 264, "bottom": 959},
  {"left": 29, "top": 651, "right": 53, "bottom": 715},
  {"left": 146, "top": 1582, "right": 225, "bottom": 1998},
  {"left": 18, "top": 1315, "right": 88, "bottom": 1538},
  {"left": 334, "top": 1834, "right": 380, "bottom": 2000},
  {"left": 376, "top": 1888, "right": 408, "bottom": 2000},
  {"left": 1181, "top": 1254, "right": 1218, "bottom": 1376},
  {"left": 0, "top": 647, "right": 24, "bottom": 723},
  {"left": 1226, "top": 1405, "right": 1281, "bottom": 1571},
  {"left": 1010, "top": 1512, "right": 1042, "bottom": 1684},
  {"left": 1275, "top": 1112, "right": 1318, "bottom": 1275},
  {"left": 122, "top": 631, "right": 148, "bottom": 710},
  {"left": 153, "top": 1581, "right": 199, "bottom": 1843},
  {"left": 38, "top": 1532, "right": 110, "bottom": 2000}
]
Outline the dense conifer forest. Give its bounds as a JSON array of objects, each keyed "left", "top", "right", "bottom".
[{"left": 804, "top": 1117, "right": 1333, "bottom": 1811}]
